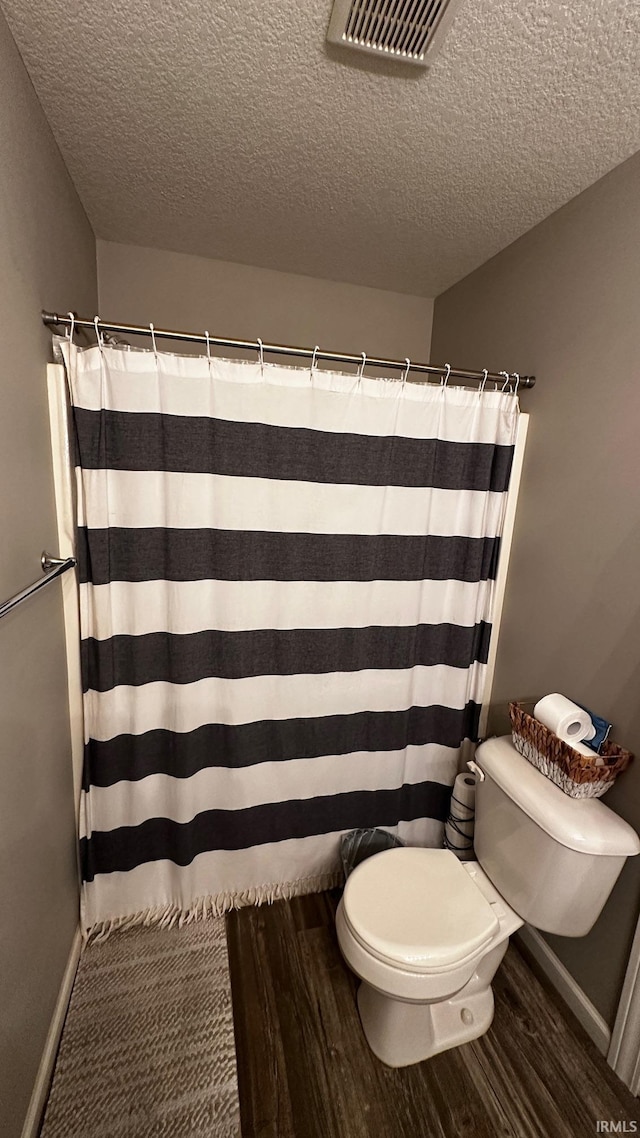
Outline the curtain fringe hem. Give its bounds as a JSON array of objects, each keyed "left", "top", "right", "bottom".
[{"left": 82, "top": 869, "right": 344, "bottom": 945}]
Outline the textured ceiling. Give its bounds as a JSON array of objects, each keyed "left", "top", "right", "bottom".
[{"left": 2, "top": 0, "right": 640, "bottom": 296}]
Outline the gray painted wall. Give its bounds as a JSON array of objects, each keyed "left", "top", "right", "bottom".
[
  {"left": 430, "top": 149, "right": 640, "bottom": 1028},
  {"left": 0, "top": 11, "right": 97, "bottom": 1136},
  {"left": 97, "top": 240, "right": 433, "bottom": 363}
]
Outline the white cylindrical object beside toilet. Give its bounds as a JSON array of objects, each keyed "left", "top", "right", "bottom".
[{"left": 444, "top": 772, "right": 476, "bottom": 860}]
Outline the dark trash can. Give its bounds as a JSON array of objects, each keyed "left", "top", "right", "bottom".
[{"left": 341, "top": 827, "right": 404, "bottom": 878}]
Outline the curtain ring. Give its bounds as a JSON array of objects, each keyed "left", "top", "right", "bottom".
[
  {"left": 441, "top": 363, "right": 451, "bottom": 388},
  {"left": 402, "top": 358, "right": 410, "bottom": 385},
  {"left": 257, "top": 337, "right": 264, "bottom": 375},
  {"left": 479, "top": 368, "right": 489, "bottom": 396},
  {"left": 500, "top": 370, "right": 511, "bottom": 391},
  {"left": 357, "top": 352, "right": 366, "bottom": 382},
  {"left": 512, "top": 372, "right": 520, "bottom": 397},
  {"left": 149, "top": 322, "right": 158, "bottom": 362},
  {"left": 311, "top": 345, "right": 319, "bottom": 379},
  {"left": 67, "top": 311, "right": 76, "bottom": 344},
  {"left": 204, "top": 330, "right": 212, "bottom": 373},
  {"left": 93, "top": 315, "right": 104, "bottom": 351}
]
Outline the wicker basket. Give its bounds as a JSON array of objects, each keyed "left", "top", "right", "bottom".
[{"left": 509, "top": 702, "right": 633, "bottom": 799}]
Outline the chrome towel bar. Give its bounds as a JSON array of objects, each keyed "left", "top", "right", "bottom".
[{"left": 0, "top": 552, "right": 76, "bottom": 621}]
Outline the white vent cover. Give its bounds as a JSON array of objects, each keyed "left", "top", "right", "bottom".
[{"left": 327, "top": 0, "right": 464, "bottom": 67}]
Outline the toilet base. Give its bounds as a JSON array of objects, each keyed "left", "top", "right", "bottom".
[
  {"left": 357, "top": 980, "right": 494, "bottom": 1067},
  {"left": 356, "top": 939, "right": 509, "bottom": 1067}
]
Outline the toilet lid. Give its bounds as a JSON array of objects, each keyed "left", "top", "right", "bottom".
[{"left": 342, "top": 847, "right": 500, "bottom": 973}]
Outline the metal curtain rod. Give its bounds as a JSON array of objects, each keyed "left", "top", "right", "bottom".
[
  {"left": 42, "top": 312, "right": 536, "bottom": 389},
  {"left": 0, "top": 553, "right": 76, "bottom": 622}
]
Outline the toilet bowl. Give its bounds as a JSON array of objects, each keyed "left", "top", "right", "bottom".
[
  {"left": 336, "top": 735, "right": 640, "bottom": 1067},
  {"left": 336, "top": 849, "right": 522, "bottom": 1066}
]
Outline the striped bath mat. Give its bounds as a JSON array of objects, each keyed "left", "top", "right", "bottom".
[{"left": 41, "top": 918, "right": 240, "bottom": 1137}]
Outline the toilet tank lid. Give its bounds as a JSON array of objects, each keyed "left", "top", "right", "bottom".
[{"left": 475, "top": 737, "right": 640, "bottom": 858}]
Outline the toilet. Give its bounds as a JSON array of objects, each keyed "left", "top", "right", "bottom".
[{"left": 336, "top": 735, "right": 640, "bottom": 1067}]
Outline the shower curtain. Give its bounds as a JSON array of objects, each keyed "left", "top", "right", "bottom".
[{"left": 61, "top": 340, "right": 519, "bottom": 936}]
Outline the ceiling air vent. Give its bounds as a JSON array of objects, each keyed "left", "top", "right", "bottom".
[{"left": 327, "top": 0, "right": 463, "bottom": 67}]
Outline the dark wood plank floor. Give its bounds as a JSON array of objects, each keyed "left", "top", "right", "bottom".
[{"left": 226, "top": 890, "right": 640, "bottom": 1138}]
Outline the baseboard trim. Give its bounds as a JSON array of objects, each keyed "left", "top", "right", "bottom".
[
  {"left": 20, "top": 927, "right": 81, "bottom": 1138},
  {"left": 515, "top": 925, "right": 611, "bottom": 1056}
]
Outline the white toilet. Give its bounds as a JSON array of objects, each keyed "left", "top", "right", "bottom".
[{"left": 336, "top": 735, "right": 640, "bottom": 1067}]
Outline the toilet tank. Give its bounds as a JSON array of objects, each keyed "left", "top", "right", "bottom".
[{"left": 473, "top": 737, "right": 640, "bottom": 937}]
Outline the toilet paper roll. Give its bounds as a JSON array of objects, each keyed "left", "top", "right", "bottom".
[
  {"left": 557, "top": 736, "right": 599, "bottom": 758},
  {"left": 533, "top": 693, "right": 596, "bottom": 746},
  {"left": 451, "top": 772, "right": 476, "bottom": 819},
  {"left": 444, "top": 772, "right": 476, "bottom": 860}
]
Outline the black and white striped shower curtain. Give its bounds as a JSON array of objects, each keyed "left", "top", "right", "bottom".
[{"left": 62, "top": 341, "right": 519, "bottom": 936}]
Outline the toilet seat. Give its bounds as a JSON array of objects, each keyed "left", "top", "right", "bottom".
[{"left": 342, "top": 847, "right": 500, "bottom": 974}]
